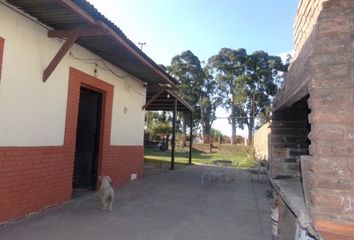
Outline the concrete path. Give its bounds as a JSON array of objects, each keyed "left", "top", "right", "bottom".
[{"left": 0, "top": 165, "right": 272, "bottom": 240}]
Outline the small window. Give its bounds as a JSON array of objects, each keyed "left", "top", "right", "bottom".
[{"left": 0, "top": 37, "right": 4, "bottom": 80}]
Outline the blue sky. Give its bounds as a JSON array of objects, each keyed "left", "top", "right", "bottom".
[
  {"left": 88, "top": 0, "right": 299, "bottom": 136},
  {"left": 88, "top": 0, "right": 298, "bottom": 65}
]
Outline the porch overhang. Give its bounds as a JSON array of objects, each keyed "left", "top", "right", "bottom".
[
  {"left": 4, "top": 0, "right": 194, "bottom": 170},
  {"left": 144, "top": 84, "right": 194, "bottom": 112},
  {"left": 143, "top": 84, "right": 194, "bottom": 170},
  {"left": 5, "top": 0, "right": 178, "bottom": 87}
]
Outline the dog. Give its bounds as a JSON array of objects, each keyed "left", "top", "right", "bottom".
[{"left": 98, "top": 176, "right": 114, "bottom": 211}]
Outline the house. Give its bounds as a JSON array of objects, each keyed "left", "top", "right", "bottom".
[
  {"left": 271, "top": 0, "right": 354, "bottom": 239},
  {"left": 0, "top": 0, "right": 192, "bottom": 224}
]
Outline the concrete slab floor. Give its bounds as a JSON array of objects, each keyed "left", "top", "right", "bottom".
[{"left": 0, "top": 165, "right": 272, "bottom": 240}]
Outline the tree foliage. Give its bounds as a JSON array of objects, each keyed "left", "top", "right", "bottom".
[
  {"left": 147, "top": 48, "right": 287, "bottom": 146},
  {"left": 168, "top": 50, "right": 220, "bottom": 144},
  {"left": 146, "top": 111, "right": 172, "bottom": 139},
  {"left": 209, "top": 48, "right": 287, "bottom": 144},
  {"left": 208, "top": 48, "right": 247, "bottom": 144}
]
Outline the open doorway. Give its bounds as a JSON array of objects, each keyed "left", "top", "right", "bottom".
[{"left": 72, "top": 87, "right": 102, "bottom": 196}]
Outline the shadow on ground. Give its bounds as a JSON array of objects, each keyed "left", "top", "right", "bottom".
[{"left": 0, "top": 165, "right": 272, "bottom": 240}]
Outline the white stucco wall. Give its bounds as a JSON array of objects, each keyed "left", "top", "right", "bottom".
[
  {"left": 0, "top": 3, "right": 146, "bottom": 146},
  {"left": 253, "top": 121, "right": 271, "bottom": 161}
]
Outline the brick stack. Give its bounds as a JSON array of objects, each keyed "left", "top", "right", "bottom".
[
  {"left": 307, "top": 0, "right": 354, "bottom": 238},
  {"left": 273, "top": 0, "right": 354, "bottom": 238}
]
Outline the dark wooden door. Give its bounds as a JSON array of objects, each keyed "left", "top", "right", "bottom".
[{"left": 73, "top": 87, "right": 102, "bottom": 190}]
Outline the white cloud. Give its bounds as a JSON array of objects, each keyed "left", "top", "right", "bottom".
[{"left": 278, "top": 50, "right": 295, "bottom": 63}]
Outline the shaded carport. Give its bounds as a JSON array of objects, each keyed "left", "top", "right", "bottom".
[{"left": 143, "top": 84, "right": 194, "bottom": 170}]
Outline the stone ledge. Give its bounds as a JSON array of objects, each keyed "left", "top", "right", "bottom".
[{"left": 271, "top": 177, "right": 317, "bottom": 236}]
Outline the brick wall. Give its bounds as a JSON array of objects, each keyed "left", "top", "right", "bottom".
[
  {"left": 0, "top": 147, "right": 73, "bottom": 222},
  {"left": 293, "top": 0, "right": 329, "bottom": 58},
  {"left": 102, "top": 146, "right": 144, "bottom": 185},
  {"left": 274, "top": 0, "right": 328, "bottom": 110},
  {"left": 0, "top": 37, "right": 4, "bottom": 79},
  {"left": 271, "top": 97, "right": 310, "bottom": 177},
  {"left": 305, "top": 0, "right": 354, "bottom": 236},
  {"left": 273, "top": 0, "right": 354, "bottom": 238},
  {"left": 0, "top": 68, "right": 144, "bottom": 223},
  {"left": 253, "top": 122, "right": 271, "bottom": 161}
]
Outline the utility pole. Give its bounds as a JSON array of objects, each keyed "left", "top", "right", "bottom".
[{"left": 138, "top": 42, "right": 146, "bottom": 50}]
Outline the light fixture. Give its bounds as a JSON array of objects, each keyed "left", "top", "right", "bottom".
[
  {"left": 94, "top": 63, "right": 98, "bottom": 77},
  {"left": 167, "top": 93, "right": 170, "bottom": 99}
]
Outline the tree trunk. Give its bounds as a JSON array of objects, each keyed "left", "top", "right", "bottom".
[
  {"left": 166, "top": 134, "right": 170, "bottom": 150},
  {"left": 248, "top": 102, "right": 254, "bottom": 145},
  {"left": 201, "top": 116, "right": 211, "bottom": 144},
  {"left": 202, "top": 122, "right": 210, "bottom": 144},
  {"left": 203, "top": 134, "right": 209, "bottom": 144},
  {"left": 204, "top": 122, "right": 212, "bottom": 144},
  {"left": 231, "top": 118, "right": 237, "bottom": 145},
  {"left": 231, "top": 106, "right": 237, "bottom": 145},
  {"left": 247, "top": 123, "right": 252, "bottom": 145},
  {"left": 248, "top": 93, "right": 255, "bottom": 145},
  {"left": 200, "top": 104, "right": 208, "bottom": 144}
]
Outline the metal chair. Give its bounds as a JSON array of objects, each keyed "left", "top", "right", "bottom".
[{"left": 201, "top": 160, "right": 223, "bottom": 185}]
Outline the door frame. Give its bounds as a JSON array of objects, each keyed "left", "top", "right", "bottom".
[
  {"left": 73, "top": 86, "right": 103, "bottom": 190},
  {"left": 65, "top": 68, "right": 114, "bottom": 191},
  {"left": 79, "top": 84, "right": 105, "bottom": 188}
]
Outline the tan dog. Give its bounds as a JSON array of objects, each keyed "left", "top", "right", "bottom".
[{"left": 98, "top": 176, "right": 114, "bottom": 211}]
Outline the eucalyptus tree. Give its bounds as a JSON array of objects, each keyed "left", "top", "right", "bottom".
[
  {"left": 242, "top": 51, "right": 285, "bottom": 143},
  {"left": 209, "top": 48, "right": 286, "bottom": 144},
  {"left": 168, "top": 50, "right": 220, "bottom": 144},
  {"left": 208, "top": 48, "right": 247, "bottom": 144},
  {"left": 199, "top": 66, "right": 222, "bottom": 143}
]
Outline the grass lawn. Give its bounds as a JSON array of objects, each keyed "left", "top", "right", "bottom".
[{"left": 144, "top": 147, "right": 257, "bottom": 168}]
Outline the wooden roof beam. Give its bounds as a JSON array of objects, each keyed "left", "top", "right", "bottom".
[
  {"left": 43, "top": 28, "right": 111, "bottom": 82},
  {"left": 144, "top": 88, "right": 194, "bottom": 112},
  {"left": 142, "top": 88, "right": 165, "bottom": 110},
  {"left": 58, "top": 0, "right": 177, "bottom": 87},
  {"left": 43, "top": 34, "right": 78, "bottom": 82},
  {"left": 165, "top": 89, "right": 194, "bottom": 112}
]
